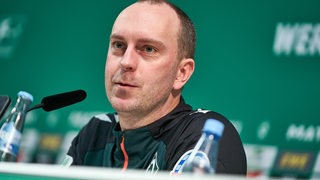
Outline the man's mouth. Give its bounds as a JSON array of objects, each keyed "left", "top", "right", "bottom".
[{"left": 116, "top": 82, "right": 137, "bottom": 87}]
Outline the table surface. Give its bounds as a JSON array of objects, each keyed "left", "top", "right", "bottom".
[{"left": 0, "top": 162, "right": 251, "bottom": 180}]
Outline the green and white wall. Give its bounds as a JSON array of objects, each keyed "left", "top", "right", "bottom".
[{"left": 0, "top": 0, "right": 319, "bottom": 178}]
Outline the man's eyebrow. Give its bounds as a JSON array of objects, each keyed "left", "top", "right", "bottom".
[
  {"left": 137, "top": 38, "right": 166, "bottom": 49},
  {"left": 110, "top": 33, "right": 166, "bottom": 48},
  {"left": 110, "top": 34, "right": 124, "bottom": 40}
]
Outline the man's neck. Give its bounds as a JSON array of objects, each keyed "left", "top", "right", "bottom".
[{"left": 118, "top": 96, "right": 181, "bottom": 131}]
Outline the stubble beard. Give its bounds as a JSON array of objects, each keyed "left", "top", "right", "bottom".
[{"left": 108, "top": 83, "right": 172, "bottom": 123}]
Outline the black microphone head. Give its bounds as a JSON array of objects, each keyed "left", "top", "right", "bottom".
[{"left": 41, "top": 89, "right": 86, "bottom": 112}]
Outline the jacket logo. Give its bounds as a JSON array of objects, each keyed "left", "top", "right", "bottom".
[
  {"left": 146, "top": 152, "right": 159, "bottom": 175},
  {"left": 189, "top": 109, "right": 210, "bottom": 115}
]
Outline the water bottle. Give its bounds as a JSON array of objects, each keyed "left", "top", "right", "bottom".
[
  {"left": 182, "top": 119, "right": 224, "bottom": 174},
  {"left": 0, "top": 91, "right": 33, "bottom": 162}
]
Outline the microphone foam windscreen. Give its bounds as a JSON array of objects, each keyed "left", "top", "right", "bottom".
[{"left": 41, "top": 90, "right": 86, "bottom": 112}]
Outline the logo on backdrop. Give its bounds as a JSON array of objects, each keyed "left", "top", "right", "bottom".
[
  {"left": 273, "top": 23, "right": 320, "bottom": 56},
  {"left": 286, "top": 124, "right": 320, "bottom": 143},
  {"left": 270, "top": 150, "right": 315, "bottom": 179},
  {"left": 0, "top": 15, "right": 27, "bottom": 60},
  {"left": 257, "top": 121, "right": 270, "bottom": 140}
]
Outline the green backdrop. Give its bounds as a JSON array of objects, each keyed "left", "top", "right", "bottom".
[{"left": 0, "top": 0, "right": 319, "bottom": 178}]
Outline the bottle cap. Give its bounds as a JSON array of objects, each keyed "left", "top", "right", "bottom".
[
  {"left": 203, "top": 119, "right": 224, "bottom": 137},
  {"left": 18, "top": 91, "right": 34, "bottom": 102}
]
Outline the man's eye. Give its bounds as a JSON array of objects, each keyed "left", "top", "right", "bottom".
[
  {"left": 143, "top": 46, "right": 156, "bottom": 53},
  {"left": 113, "top": 42, "right": 125, "bottom": 49}
]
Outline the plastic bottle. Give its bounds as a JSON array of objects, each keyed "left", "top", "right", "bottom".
[
  {"left": 182, "top": 119, "right": 224, "bottom": 174},
  {"left": 0, "top": 91, "right": 33, "bottom": 162}
]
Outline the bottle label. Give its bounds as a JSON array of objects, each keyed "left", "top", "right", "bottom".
[
  {"left": 171, "top": 150, "right": 210, "bottom": 175},
  {"left": 171, "top": 150, "right": 193, "bottom": 175},
  {"left": 0, "top": 122, "right": 22, "bottom": 156},
  {"left": 60, "top": 155, "right": 74, "bottom": 168}
]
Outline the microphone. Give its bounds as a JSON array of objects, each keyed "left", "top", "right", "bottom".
[{"left": 27, "top": 89, "right": 87, "bottom": 112}]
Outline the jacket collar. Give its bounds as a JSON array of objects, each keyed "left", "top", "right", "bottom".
[{"left": 146, "top": 97, "right": 193, "bottom": 137}]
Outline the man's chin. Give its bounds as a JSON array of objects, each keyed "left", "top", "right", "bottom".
[{"left": 111, "top": 100, "right": 136, "bottom": 112}]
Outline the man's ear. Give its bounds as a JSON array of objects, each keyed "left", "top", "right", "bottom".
[{"left": 173, "top": 58, "right": 195, "bottom": 90}]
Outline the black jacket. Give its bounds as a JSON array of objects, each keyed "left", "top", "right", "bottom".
[{"left": 67, "top": 98, "right": 247, "bottom": 175}]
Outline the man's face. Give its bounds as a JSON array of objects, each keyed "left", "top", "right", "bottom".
[{"left": 105, "top": 2, "right": 181, "bottom": 116}]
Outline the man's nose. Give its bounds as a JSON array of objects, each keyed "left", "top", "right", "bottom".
[{"left": 120, "top": 46, "right": 137, "bottom": 72}]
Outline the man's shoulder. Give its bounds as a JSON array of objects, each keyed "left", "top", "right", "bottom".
[
  {"left": 92, "top": 113, "right": 119, "bottom": 123},
  {"left": 187, "top": 108, "right": 240, "bottom": 137},
  {"left": 80, "top": 113, "right": 118, "bottom": 133},
  {"left": 170, "top": 108, "right": 247, "bottom": 174},
  {"left": 165, "top": 108, "right": 230, "bottom": 141},
  {"left": 187, "top": 108, "right": 229, "bottom": 123}
]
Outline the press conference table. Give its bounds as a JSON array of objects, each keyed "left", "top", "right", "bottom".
[{"left": 0, "top": 162, "right": 252, "bottom": 180}]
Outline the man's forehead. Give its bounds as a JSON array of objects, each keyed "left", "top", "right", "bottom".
[
  {"left": 111, "top": 2, "right": 180, "bottom": 42},
  {"left": 115, "top": 2, "right": 179, "bottom": 28}
]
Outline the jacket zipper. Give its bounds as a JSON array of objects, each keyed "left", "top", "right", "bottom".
[{"left": 120, "top": 135, "right": 129, "bottom": 171}]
